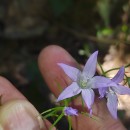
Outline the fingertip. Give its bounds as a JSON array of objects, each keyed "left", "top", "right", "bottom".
[
  {"left": 38, "top": 45, "right": 77, "bottom": 68},
  {"left": 38, "top": 45, "right": 78, "bottom": 97}
]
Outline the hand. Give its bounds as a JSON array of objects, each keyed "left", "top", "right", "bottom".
[{"left": 0, "top": 45, "right": 127, "bottom": 130}]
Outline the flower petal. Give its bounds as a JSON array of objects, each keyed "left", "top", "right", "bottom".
[
  {"left": 107, "top": 93, "right": 118, "bottom": 119},
  {"left": 98, "top": 87, "right": 108, "bottom": 98},
  {"left": 64, "top": 107, "right": 78, "bottom": 116},
  {"left": 90, "top": 76, "right": 112, "bottom": 88},
  {"left": 81, "top": 89, "right": 94, "bottom": 110},
  {"left": 112, "top": 84, "right": 130, "bottom": 95},
  {"left": 111, "top": 67, "right": 125, "bottom": 83},
  {"left": 83, "top": 51, "right": 98, "bottom": 78},
  {"left": 57, "top": 82, "right": 81, "bottom": 101},
  {"left": 58, "top": 63, "right": 80, "bottom": 81}
]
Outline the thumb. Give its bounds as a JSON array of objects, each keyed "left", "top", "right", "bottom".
[{"left": 0, "top": 100, "right": 48, "bottom": 130}]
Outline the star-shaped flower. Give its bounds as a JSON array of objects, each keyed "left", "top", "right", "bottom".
[
  {"left": 64, "top": 107, "right": 78, "bottom": 116},
  {"left": 98, "top": 67, "right": 130, "bottom": 119},
  {"left": 57, "top": 51, "right": 111, "bottom": 114}
]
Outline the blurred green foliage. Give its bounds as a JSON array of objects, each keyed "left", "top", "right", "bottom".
[
  {"left": 47, "top": 0, "right": 130, "bottom": 46},
  {"left": 49, "top": 0, "right": 73, "bottom": 16},
  {"left": 97, "top": 0, "right": 111, "bottom": 27},
  {"left": 97, "top": 27, "right": 113, "bottom": 38}
]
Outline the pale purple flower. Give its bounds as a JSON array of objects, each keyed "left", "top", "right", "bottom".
[
  {"left": 64, "top": 107, "right": 78, "bottom": 116},
  {"left": 57, "top": 51, "right": 111, "bottom": 114},
  {"left": 99, "top": 67, "right": 130, "bottom": 119}
]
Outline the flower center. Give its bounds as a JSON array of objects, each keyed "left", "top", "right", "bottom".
[{"left": 78, "top": 73, "right": 89, "bottom": 89}]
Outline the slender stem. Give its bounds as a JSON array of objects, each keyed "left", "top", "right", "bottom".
[
  {"left": 40, "top": 109, "right": 53, "bottom": 115},
  {"left": 125, "top": 63, "right": 130, "bottom": 68},
  {"left": 50, "top": 113, "right": 64, "bottom": 130},
  {"left": 68, "top": 116, "right": 72, "bottom": 130},
  {"left": 105, "top": 67, "right": 120, "bottom": 74},
  {"left": 123, "top": 74, "right": 128, "bottom": 85},
  {"left": 40, "top": 107, "right": 63, "bottom": 115},
  {"left": 105, "top": 63, "right": 130, "bottom": 74},
  {"left": 98, "top": 62, "right": 106, "bottom": 76},
  {"left": 43, "top": 110, "right": 58, "bottom": 119},
  {"left": 81, "top": 97, "right": 85, "bottom": 111}
]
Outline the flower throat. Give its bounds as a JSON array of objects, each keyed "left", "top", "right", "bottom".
[{"left": 78, "top": 73, "right": 89, "bottom": 89}]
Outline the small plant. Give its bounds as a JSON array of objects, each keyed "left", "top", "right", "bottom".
[{"left": 41, "top": 51, "right": 130, "bottom": 130}]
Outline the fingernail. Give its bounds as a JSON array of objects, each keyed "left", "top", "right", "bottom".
[{"left": 0, "top": 100, "right": 45, "bottom": 130}]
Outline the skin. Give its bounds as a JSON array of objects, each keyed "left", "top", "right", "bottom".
[{"left": 0, "top": 45, "right": 127, "bottom": 130}]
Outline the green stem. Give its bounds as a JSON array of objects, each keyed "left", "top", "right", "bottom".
[
  {"left": 105, "top": 67, "right": 120, "bottom": 74},
  {"left": 98, "top": 62, "right": 106, "bottom": 76},
  {"left": 125, "top": 63, "right": 130, "bottom": 68},
  {"left": 105, "top": 63, "right": 130, "bottom": 74},
  {"left": 50, "top": 113, "right": 64, "bottom": 130},
  {"left": 68, "top": 116, "right": 72, "bottom": 130},
  {"left": 43, "top": 110, "right": 58, "bottom": 119},
  {"left": 81, "top": 97, "right": 85, "bottom": 111},
  {"left": 40, "top": 107, "right": 63, "bottom": 115}
]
